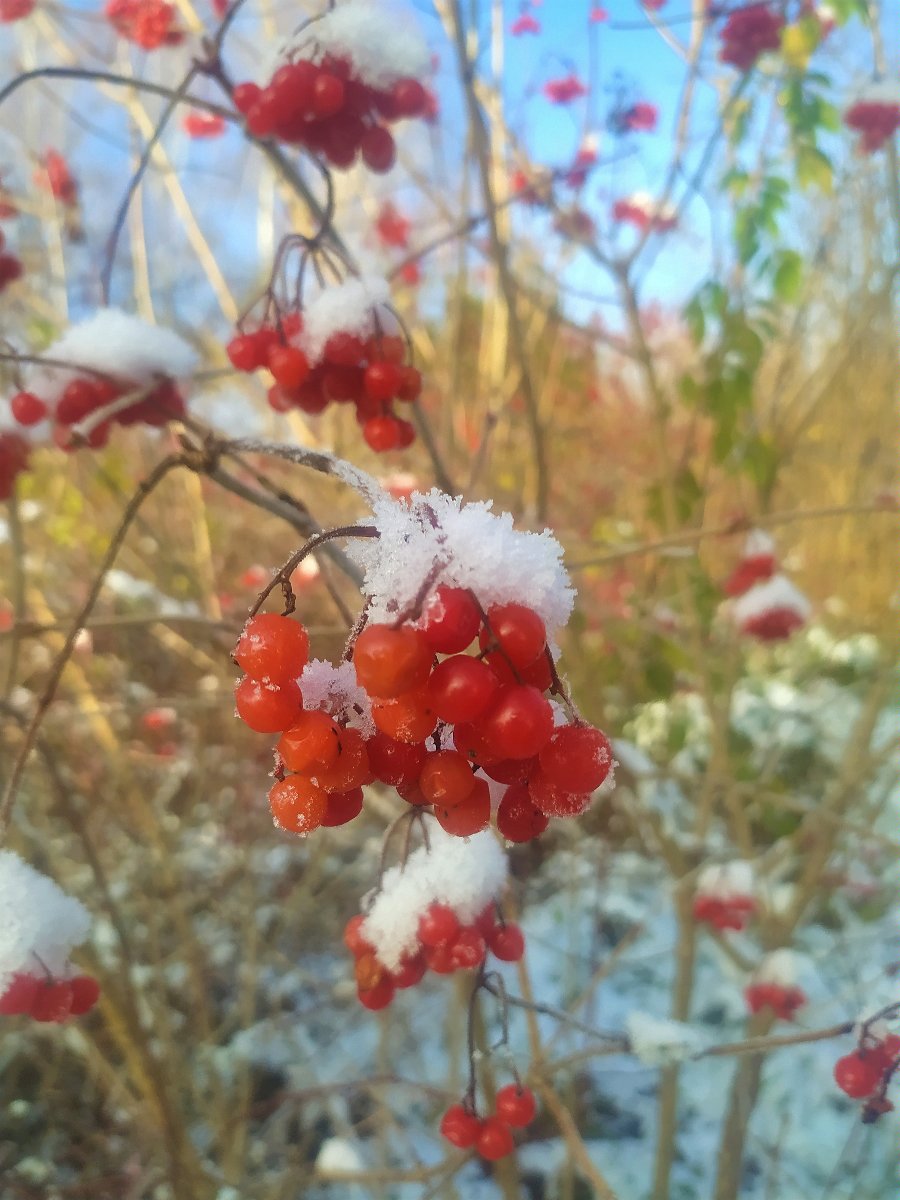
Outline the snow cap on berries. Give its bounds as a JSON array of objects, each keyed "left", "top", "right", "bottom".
[
  {"left": 0, "top": 850, "right": 91, "bottom": 992},
  {"left": 276, "top": 0, "right": 430, "bottom": 90},
  {"left": 361, "top": 826, "right": 508, "bottom": 971},
  {"left": 732, "top": 574, "right": 812, "bottom": 630},
  {"left": 742, "top": 528, "right": 776, "bottom": 559},
  {"left": 753, "top": 948, "right": 799, "bottom": 986},
  {"left": 697, "top": 860, "right": 755, "bottom": 900},
  {"left": 298, "top": 659, "right": 375, "bottom": 738},
  {"left": 25, "top": 309, "right": 198, "bottom": 402},
  {"left": 349, "top": 489, "right": 575, "bottom": 646},
  {"left": 299, "top": 275, "right": 393, "bottom": 364}
]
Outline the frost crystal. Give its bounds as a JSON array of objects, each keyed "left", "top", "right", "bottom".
[
  {"left": 626, "top": 1011, "right": 704, "bottom": 1066},
  {"left": 26, "top": 309, "right": 198, "bottom": 400},
  {"left": 299, "top": 275, "right": 394, "bottom": 364},
  {"left": 284, "top": 1, "right": 430, "bottom": 90},
  {"left": 0, "top": 850, "right": 91, "bottom": 992},
  {"left": 299, "top": 659, "right": 374, "bottom": 738},
  {"left": 348, "top": 489, "right": 575, "bottom": 640},
  {"left": 361, "top": 827, "right": 508, "bottom": 971}
]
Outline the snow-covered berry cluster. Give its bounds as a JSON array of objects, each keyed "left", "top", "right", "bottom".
[
  {"left": 718, "top": 4, "right": 785, "bottom": 71},
  {"left": 233, "top": 0, "right": 431, "bottom": 169},
  {"left": 0, "top": 850, "right": 99, "bottom": 1024},
  {"left": 343, "top": 826, "right": 521, "bottom": 1009},
  {"left": 844, "top": 98, "right": 900, "bottom": 154},
  {"left": 834, "top": 1026, "right": 900, "bottom": 1121},
  {"left": 724, "top": 529, "right": 811, "bottom": 642},
  {"left": 692, "top": 862, "right": 756, "bottom": 931},
  {"left": 440, "top": 1083, "right": 537, "bottom": 1160},
  {"left": 226, "top": 276, "right": 421, "bottom": 451},
  {"left": 744, "top": 950, "right": 807, "bottom": 1021},
  {"left": 4, "top": 309, "right": 197, "bottom": 476},
  {"left": 234, "top": 487, "right": 615, "bottom": 838},
  {"left": 612, "top": 192, "right": 677, "bottom": 233},
  {"left": 104, "top": 0, "right": 183, "bottom": 49}
]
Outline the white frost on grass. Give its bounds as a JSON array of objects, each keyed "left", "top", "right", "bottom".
[
  {"left": 361, "top": 827, "right": 508, "bottom": 971},
  {"left": 348, "top": 489, "right": 575, "bottom": 639},
  {"left": 284, "top": 1, "right": 430, "bottom": 90},
  {"left": 626, "top": 1011, "right": 706, "bottom": 1066},
  {"left": 25, "top": 309, "right": 197, "bottom": 402},
  {"left": 299, "top": 275, "right": 393, "bottom": 364},
  {"left": 0, "top": 851, "right": 91, "bottom": 992}
]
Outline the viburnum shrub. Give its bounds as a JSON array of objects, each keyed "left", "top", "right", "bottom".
[
  {"left": 718, "top": 4, "right": 785, "bottom": 72},
  {"left": 723, "top": 530, "right": 811, "bottom": 641}
]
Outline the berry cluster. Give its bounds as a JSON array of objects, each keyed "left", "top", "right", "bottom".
[
  {"left": 718, "top": 4, "right": 784, "bottom": 71},
  {"left": 692, "top": 864, "right": 756, "bottom": 931},
  {"left": 543, "top": 74, "right": 589, "bottom": 105},
  {"left": 0, "top": 227, "right": 24, "bottom": 294},
  {"left": 8, "top": 371, "right": 186, "bottom": 452},
  {"left": 0, "top": 0, "right": 34, "bottom": 19},
  {"left": 610, "top": 101, "right": 658, "bottom": 134},
  {"left": 834, "top": 1033, "right": 899, "bottom": 1119},
  {"left": 345, "top": 901, "right": 524, "bottom": 1010},
  {"left": 35, "top": 150, "right": 78, "bottom": 207},
  {"left": 0, "top": 430, "right": 30, "bottom": 500},
  {"left": 183, "top": 112, "right": 227, "bottom": 140},
  {"left": 723, "top": 529, "right": 776, "bottom": 596},
  {"left": 104, "top": 0, "right": 182, "bottom": 48},
  {"left": 234, "top": 593, "right": 612, "bottom": 842},
  {"left": 227, "top": 313, "right": 420, "bottom": 451},
  {"left": 440, "top": 1084, "right": 537, "bottom": 1160},
  {"left": 232, "top": 59, "right": 429, "bottom": 171},
  {"left": 612, "top": 193, "right": 677, "bottom": 233},
  {"left": 744, "top": 981, "right": 806, "bottom": 1021},
  {"left": 0, "top": 971, "right": 100, "bottom": 1022},
  {"left": 844, "top": 100, "right": 900, "bottom": 154},
  {"left": 726, "top": 532, "right": 810, "bottom": 642}
]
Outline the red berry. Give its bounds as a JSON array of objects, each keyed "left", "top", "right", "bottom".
[
  {"left": 440, "top": 1103, "right": 482, "bottom": 1148},
  {"left": 391, "top": 77, "right": 428, "bottom": 119},
  {"left": 312, "top": 727, "right": 372, "bottom": 792},
  {"left": 343, "top": 914, "right": 373, "bottom": 957},
  {"left": 235, "top": 676, "right": 303, "bottom": 732},
  {"left": 496, "top": 784, "right": 549, "bottom": 842},
  {"left": 396, "top": 365, "right": 422, "bottom": 401},
  {"left": 364, "top": 360, "right": 402, "bottom": 402},
  {"left": 227, "top": 333, "right": 265, "bottom": 371},
  {"left": 324, "top": 331, "right": 365, "bottom": 366},
  {"left": 322, "top": 786, "right": 364, "bottom": 827},
  {"left": 235, "top": 613, "right": 310, "bottom": 684},
  {"left": 268, "top": 775, "right": 328, "bottom": 834},
  {"left": 232, "top": 82, "right": 261, "bottom": 114},
  {"left": 488, "top": 922, "right": 525, "bottom": 962},
  {"left": 450, "top": 928, "right": 486, "bottom": 970},
  {"left": 371, "top": 686, "right": 437, "bottom": 742},
  {"left": 428, "top": 655, "right": 500, "bottom": 724},
  {"left": 495, "top": 1083, "right": 536, "bottom": 1127},
  {"left": 361, "top": 125, "right": 396, "bottom": 172},
  {"left": 394, "top": 417, "right": 416, "bottom": 448},
  {"left": 539, "top": 724, "right": 613, "bottom": 793},
  {"left": 312, "top": 71, "right": 345, "bottom": 118},
  {"left": 277, "top": 711, "right": 341, "bottom": 772},
  {"left": 481, "top": 685, "right": 554, "bottom": 759},
  {"left": 834, "top": 1052, "right": 883, "bottom": 1099},
  {"left": 476, "top": 1116, "right": 515, "bottom": 1160},
  {"left": 483, "top": 758, "right": 537, "bottom": 784},
  {"left": 358, "top": 976, "right": 395, "bottom": 1010},
  {"left": 528, "top": 769, "right": 591, "bottom": 818},
  {"left": 57, "top": 378, "right": 101, "bottom": 425},
  {"left": 268, "top": 344, "right": 310, "bottom": 390},
  {"left": 367, "top": 732, "right": 427, "bottom": 786},
  {"left": 420, "top": 585, "right": 481, "bottom": 653},
  {"left": 481, "top": 603, "right": 546, "bottom": 669},
  {"left": 363, "top": 415, "right": 402, "bottom": 452},
  {"left": 424, "top": 942, "right": 456, "bottom": 973},
  {"left": 31, "top": 980, "right": 74, "bottom": 1023},
  {"left": 10, "top": 391, "right": 47, "bottom": 426},
  {"left": 0, "top": 973, "right": 40, "bottom": 1015},
  {"left": 417, "top": 904, "right": 460, "bottom": 948},
  {"left": 391, "top": 951, "right": 427, "bottom": 989},
  {"left": 353, "top": 624, "right": 433, "bottom": 698},
  {"left": 419, "top": 750, "right": 476, "bottom": 808},
  {"left": 68, "top": 975, "right": 101, "bottom": 1015},
  {"left": 435, "top": 777, "right": 491, "bottom": 836}
]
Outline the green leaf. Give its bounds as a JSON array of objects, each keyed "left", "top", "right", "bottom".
[
  {"left": 796, "top": 144, "right": 833, "bottom": 192},
  {"left": 773, "top": 250, "right": 804, "bottom": 302}
]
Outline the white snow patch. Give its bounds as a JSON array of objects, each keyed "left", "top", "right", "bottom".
[
  {"left": 742, "top": 528, "right": 776, "bottom": 558},
  {"left": 348, "top": 489, "right": 575, "bottom": 638},
  {"left": 732, "top": 574, "right": 812, "bottom": 625},
  {"left": 626, "top": 1011, "right": 705, "bottom": 1066},
  {"left": 754, "top": 948, "right": 799, "bottom": 986},
  {"left": 299, "top": 275, "right": 393, "bottom": 364},
  {"left": 696, "top": 860, "right": 755, "bottom": 900},
  {"left": 0, "top": 851, "right": 92, "bottom": 993},
  {"left": 361, "top": 826, "right": 508, "bottom": 972},
  {"left": 298, "top": 659, "right": 374, "bottom": 738},
  {"left": 316, "top": 1136, "right": 365, "bottom": 1173},
  {"left": 281, "top": 1, "right": 430, "bottom": 90}
]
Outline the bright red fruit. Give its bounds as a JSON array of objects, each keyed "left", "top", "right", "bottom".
[
  {"left": 31, "top": 981, "right": 74, "bottom": 1023},
  {"left": 10, "top": 391, "right": 47, "bottom": 426},
  {"left": 344, "top": 915, "right": 373, "bottom": 957},
  {"left": 235, "top": 613, "right": 310, "bottom": 683},
  {"left": 428, "top": 656, "right": 499, "bottom": 724},
  {"left": 367, "top": 733, "right": 427, "bottom": 786},
  {"left": 482, "top": 603, "right": 546, "bottom": 669},
  {"left": 833, "top": 1052, "right": 883, "bottom": 1099},
  {"left": 539, "top": 724, "right": 612, "bottom": 793},
  {"left": 322, "top": 786, "right": 364, "bottom": 827},
  {"left": 391, "top": 951, "right": 427, "bottom": 989},
  {"left": 363, "top": 415, "right": 402, "bottom": 452},
  {"left": 268, "top": 344, "right": 310, "bottom": 390},
  {"left": 0, "top": 973, "right": 40, "bottom": 1015},
  {"left": 360, "top": 125, "right": 396, "bottom": 172},
  {"left": 353, "top": 624, "right": 433, "bottom": 698},
  {"left": 481, "top": 686, "right": 554, "bottom": 759},
  {"left": 528, "top": 768, "right": 592, "bottom": 818},
  {"left": 435, "top": 777, "right": 491, "bottom": 836},
  {"left": 419, "top": 750, "right": 476, "bottom": 807},
  {"left": 440, "top": 1103, "right": 482, "bottom": 1148},
  {"left": 371, "top": 687, "right": 437, "bottom": 742},
  {"left": 417, "top": 904, "right": 460, "bottom": 948},
  {"left": 420, "top": 585, "right": 482, "bottom": 653},
  {"left": 312, "top": 728, "right": 372, "bottom": 792},
  {"left": 68, "top": 975, "right": 101, "bottom": 1015},
  {"left": 364, "top": 360, "right": 402, "bottom": 402},
  {"left": 450, "top": 928, "right": 486, "bottom": 970},
  {"left": 277, "top": 710, "right": 341, "bottom": 773},
  {"left": 268, "top": 775, "right": 329, "bottom": 834},
  {"left": 476, "top": 1116, "right": 515, "bottom": 1160},
  {"left": 495, "top": 1083, "right": 536, "bottom": 1127},
  {"left": 488, "top": 923, "right": 525, "bottom": 962},
  {"left": 358, "top": 976, "right": 395, "bottom": 1010},
  {"left": 235, "top": 676, "right": 303, "bottom": 732}
]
